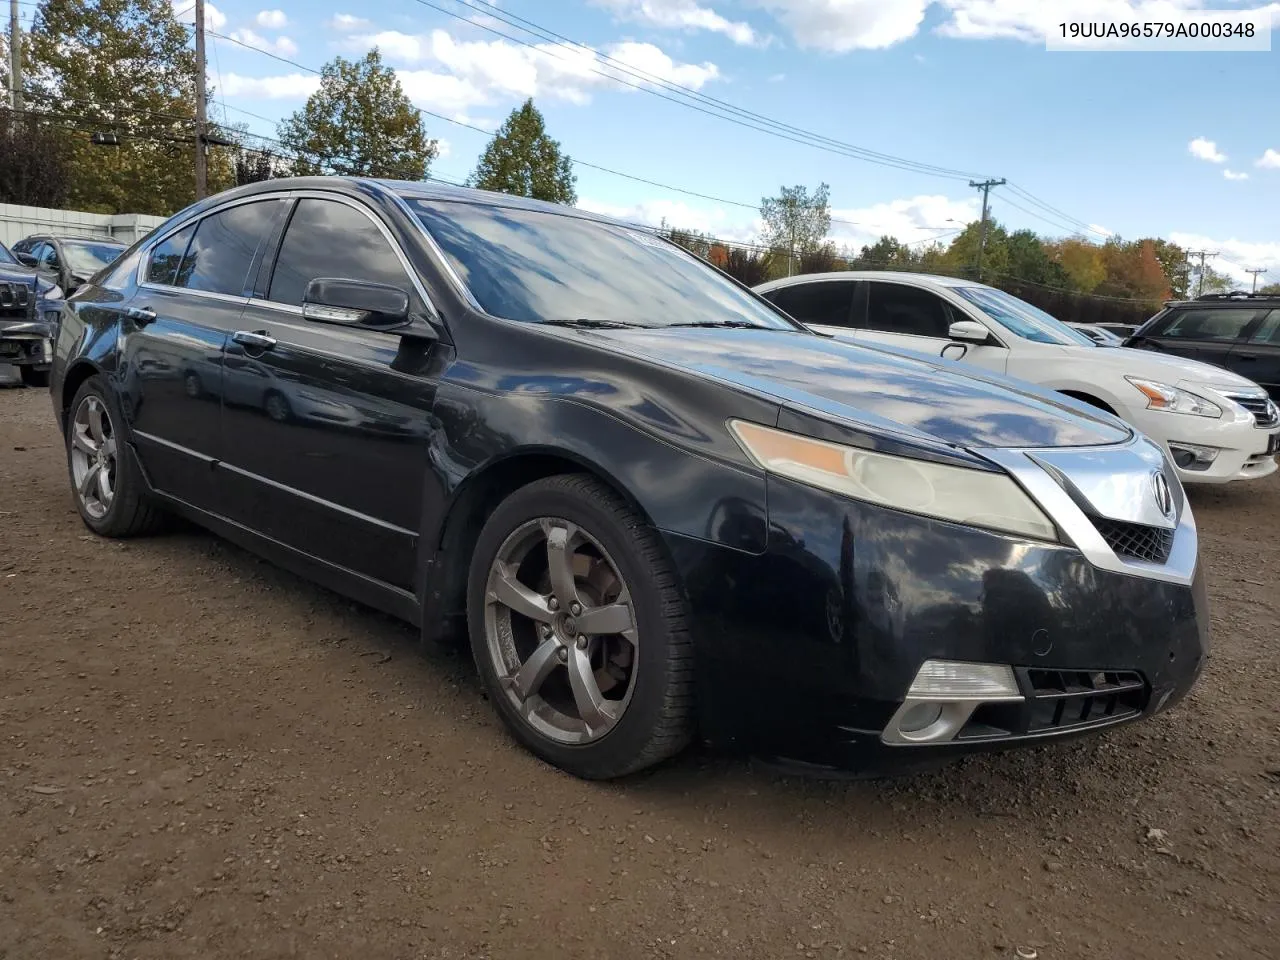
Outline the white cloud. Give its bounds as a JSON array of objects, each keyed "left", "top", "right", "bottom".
[
  {"left": 593, "top": 0, "right": 759, "bottom": 46},
  {"left": 349, "top": 28, "right": 719, "bottom": 110},
  {"left": 328, "top": 13, "right": 371, "bottom": 31},
  {"left": 171, "top": 0, "right": 226, "bottom": 30},
  {"left": 758, "top": 0, "right": 928, "bottom": 51},
  {"left": 221, "top": 72, "right": 319, "bottom": 98},
  {"left": 1168, "top": 232, "right": 1280, "bottom": 286},
  {"left": 1088, "top": 223, "right": 1113, "bottom": 238},
  {"left": 1188, "top": 136, "right": 1226, "bottom": 163},
  {"left": 255, "top": 9, "right": 287, "bottom": 28},
  {"left": 435, "top": 139, "right": 452, "bottom": 160},
  {"left": 1223, "top": 169, "right": 1249, "bottom": 181},
  {"left": 1257, "top": 148, "right": 1280, "bottom": 168},
  {"left": 228, "top": 28, "right": 298, "bottom": 57},
  {"left": 579, "top": 197, "right": 753, "bottom": 239}
]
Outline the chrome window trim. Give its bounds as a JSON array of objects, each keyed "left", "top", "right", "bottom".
[
  {"left": 385, "top": 189, "right": 484, "bottom": 312},
  {"left": 135, "top": 188, "right": 442, "bottom": 323},
  {"left": 982, "top": 439, "right": 1198, "bottom": 587},
  {"left": 136, "top": 283, "right": 248, "bottom": 306}
]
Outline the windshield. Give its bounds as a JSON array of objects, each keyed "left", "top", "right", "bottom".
[
  {"left": 954, "top": 285, "right": 1095, "bottom": 346},
  {"left": 0, "top": 242, "right": 16, "bottom": 266},
  {"left": 407, "top": 198, "right": 800, "bottom": 330},
  {"left": 63, "top": 241, "right": 124, "bottom": 276}
]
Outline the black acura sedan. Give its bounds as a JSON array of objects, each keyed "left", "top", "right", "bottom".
[{"left": 49, "top": 178, "right": 1207, "bottom": 779}]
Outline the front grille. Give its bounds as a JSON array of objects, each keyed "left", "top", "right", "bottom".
[
  {"left": 957, "top": 668, "right": 1148, "bottom": 740},
  {"left": 1093, "top": 517, "right": 1174, "bottom": 564},
  {"left": 0, "top": 281, "right": 33, "bottom": 320},
  {"left": 1228, "top": 394, "right": 1279, "bottom": 428}
]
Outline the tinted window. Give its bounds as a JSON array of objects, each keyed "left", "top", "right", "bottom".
[
  {"left": 268, "top": 199, "right": 412, "bottom": 307},
  {"left": 183, "top": 200, "right": 280, "bottom": 296},
  {"left": 867, "top": 282, "right": 952, "bottom": 338},
  {"left": 1159, "top": 307, "right": 1259, "bottom": 341},
  {"left": 769, "top": 281, "right": 855, "bottom": 326},
  {"left": 0, "top": 243, "right": 16, "bottom": 266},
  {"left": 146, "top": 225, "right": 196, "bottom": 286},
  {"left": 407, "top": 198, "right": 799, "bottom": 330},
  {"left": 1248, "top": 309, "right": 1280, "bottom": 345}
]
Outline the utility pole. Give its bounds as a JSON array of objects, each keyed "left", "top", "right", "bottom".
[
  {"left": 1245, "top": 267, "right": 1267, "bottom": 293},
  {"left": 9, "top": 0, "right": 21, "bottom": 112},
  {"left": 969, "top": 177, "right": 1006, "bottom": 281},
  {"left": 193, "top": 0, "right": 208, "bottom": 199},
  {"left": 1186, "top": 249, "right": 1219, "bottom": 297}
]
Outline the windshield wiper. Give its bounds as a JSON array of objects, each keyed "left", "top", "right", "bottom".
[
  {"left": 665, "top": 320, "right": 769, "bottom": 329},
  {"left": 543, "top": 318, "right": 641, "bottom": 329}
]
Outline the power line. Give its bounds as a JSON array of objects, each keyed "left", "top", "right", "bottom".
[
  {"left": 418, "top": 0, "right": 987, "bottom": 182},
  {"left": 1186, "top": 249, "right": 1219, "bottom": 297}
]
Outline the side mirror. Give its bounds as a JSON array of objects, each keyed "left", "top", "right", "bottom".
[
  {"left": 15, "top": 252, "right": 37, "bottom": 267},
  {"left": 302, "top": 278, "right": 414, "bottom": 332},
  {"left": 948, "top": 319, "right": 993, "bottom": 345}
]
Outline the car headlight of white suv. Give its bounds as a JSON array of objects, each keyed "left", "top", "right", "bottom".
[{"left": 1125, "top": 377, "right": 1221, "bottom": 418}]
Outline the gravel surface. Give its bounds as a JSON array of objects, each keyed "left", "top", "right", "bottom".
[{"left": 1, "top": 383, "right": 1276, "bottom": 960}]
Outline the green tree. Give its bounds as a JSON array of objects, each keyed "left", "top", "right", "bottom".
[
  {"left": 760, "top": 183, "right": 831, "bottom": 276},
  {"left": 469, "top": 99, "right": 576, "bottom": 204},
  {"left": 25, "top": 0, "right": 209, "bottom": 214},
  {"left": 1258, "top": 282, "right": 1280, "bottom": 295},
  {"left": 1005, "top": 229, "right": 1070, "bottom": 287},
  {"left": 0, "top": 109, "right": 73, "bottom": 206},
  {"left": 856, "top": 235, "right": 910, "bottom": 268},
  {"left": 1149, "top": 238, "right": 1190, "bottom": 299},
  {"left": 278, "top": 50, "right": 437, "bottom": 179},
  {"left": 1196, "top": 264, "right": 1234, "bottom": 295},
  {"left": 943, "top": 220, "right": 1009, "bottom": 279}
]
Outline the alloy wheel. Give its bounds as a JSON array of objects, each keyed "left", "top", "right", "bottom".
[
  {"left": 484, "top": 517, "right": 639, "bottom": 744},
  {"left": 70, "top": 395, "right": 117, "bottom": 520}
]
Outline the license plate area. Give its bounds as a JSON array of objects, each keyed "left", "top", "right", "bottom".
[{"left": 1268, "top": 432, "right": 1280, "bottom": 455}]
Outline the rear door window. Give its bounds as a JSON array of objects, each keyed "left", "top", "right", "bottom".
[
  {"left": 145, "top": 224, "right": 197, "bottom": 287},
  {"left": 1157, "top": 308, "right": 1260, "bottom": 341},
  {"left": 182, "top": 200, "right": 283, "bottom": 297}
]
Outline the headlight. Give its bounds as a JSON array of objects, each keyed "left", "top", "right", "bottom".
[
  {"left": 728, "top": 420, "right": 1058, "bottom": 542},
  {"left": 41, "top": 284, "right": 64, "bottom": 300},
  {"left": 1125, "top": 377, "right": 1221, "bottom": 417}
]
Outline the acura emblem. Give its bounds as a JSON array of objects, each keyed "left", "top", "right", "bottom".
[{"left": 1151, "top": 471, "right": 1175, "bottom": 520}]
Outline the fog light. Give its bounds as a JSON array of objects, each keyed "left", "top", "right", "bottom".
[
  {"left": 896, "top": 702, "right": 943, "bottom": 733},
  {"left": 882, "top": 660, "right": 1024, "bottom": 745},
  {"left": 1167, "top": 441, "right": 1218, "bottom": 471}
]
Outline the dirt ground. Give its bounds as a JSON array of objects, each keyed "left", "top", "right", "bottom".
[{"left": 1, "top": 381, "right": 1276, "bottom": 960}]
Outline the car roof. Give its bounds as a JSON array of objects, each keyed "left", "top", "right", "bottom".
[
  {"left": 1162, "top": 293, "right": 1280, "bottom": 308},
  {"left": 755, "top": 270, "right": 986, "bottom": 292}
]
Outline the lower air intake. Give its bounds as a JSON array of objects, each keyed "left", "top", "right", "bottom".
[{"left": 1093, "top": 517, "right": 1174, "bottom": 564}]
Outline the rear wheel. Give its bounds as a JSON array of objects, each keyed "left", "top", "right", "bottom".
[
  {"left": 20, "top": 366, "right": 49, "bottom": 388},
  {"left": 467, "top": 474, "right": 694, "bottom": 779},
  {"left": 66, "top": 376, "right": 164, "bottom": 537}
]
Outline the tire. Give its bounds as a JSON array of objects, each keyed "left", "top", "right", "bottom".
[
  {"left": 20, "top": 366, "right": 50, "bottom": 388},
  {"left": 264, "top": 390, "right": 291, "bottom": 423},
  {"left": 65, "top": 375, "right": 164, "bottom": 538},
  {"left": 466, "top": 474, "right": 694, "bottom": 779}
]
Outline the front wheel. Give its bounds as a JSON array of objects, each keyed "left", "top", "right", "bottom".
[{"left": 467, "top": 474, "right": 694, "bottom": 779}]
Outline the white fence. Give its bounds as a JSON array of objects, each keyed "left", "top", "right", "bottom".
[{"left": 0, "top": 203, "right": 166, "bottom": 247}]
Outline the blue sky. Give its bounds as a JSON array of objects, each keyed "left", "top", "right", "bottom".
[{"left": 164, "top": 1, "right": 1280, "bottom": 282}]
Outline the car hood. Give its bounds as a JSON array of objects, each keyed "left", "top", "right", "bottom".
[
  {"left": 1069, "top": 344, "right": 1264, "bottom": 393},
  {"left": 0, "top": 263, "right": 58, "bottom": 297},
  {"left": 588, "top": 327, "right": 1130, "bottom": 449}
]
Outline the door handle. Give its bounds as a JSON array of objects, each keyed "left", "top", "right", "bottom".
[
  {"left": 232, "top": 330, "right": 277, "bottom": 351},
  {"left": 1237, "top": 353, "right": 1258, "bottom": 360},
  {"left": 126, "top": 306, "right": 156, "bottom": 325}
]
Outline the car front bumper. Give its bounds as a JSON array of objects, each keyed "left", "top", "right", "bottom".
[
  {"left": 664, "top": 475, "right": 1208, "bottom": 775},
  {"left": 1124, "top": 399, "right": 1279, "bottom": 485}
]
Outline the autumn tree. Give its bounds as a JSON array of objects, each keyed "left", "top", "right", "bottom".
[
  {"left": 1049, "top": 238, "right": 1106, "bottom": 293},
  {"left": 1095, "top": 238, "right": 1170, "bottom": 301},
  {"left": 760, "top": 183, "right": 831, "bottom": 276},
  {"left": 469, "top": 99, "right": 576, "bottom": 204},
  {"left": 278, "top": 50, "right": 437, "bottom": 179},
  {"left": 25, "top": 0, "right": 210, "bottom": 214}
]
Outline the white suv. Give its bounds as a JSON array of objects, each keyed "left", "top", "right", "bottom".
[{"left": 755, "top": 271, "right": 1280, "bottom": 484}]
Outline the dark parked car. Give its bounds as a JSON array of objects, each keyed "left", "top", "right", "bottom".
[
  {"left": 11, "top": 234, "right": 127, "bottom": 298},
  {"left": 1126, "top": 292, "right": 1280, "bottom": 401},
  {"left": 49, "top": 178, "right": 1208, "bottom": 779},
  {"left": 0, "top": 239, "right": 62, "bottom": 386}
]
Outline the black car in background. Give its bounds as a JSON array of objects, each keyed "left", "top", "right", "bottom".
[
  {"left": 1126, "top": 292, "right": 1280, "bottom": 401},
  {"left": 0, "top": 239, "right": 62, "bottom": 386},
  {"left": 49, "top": 178, "right": 1208, "bottom": 779},
  {"left": 11, "top": 234, "right": 127, "bottom": 297}
]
